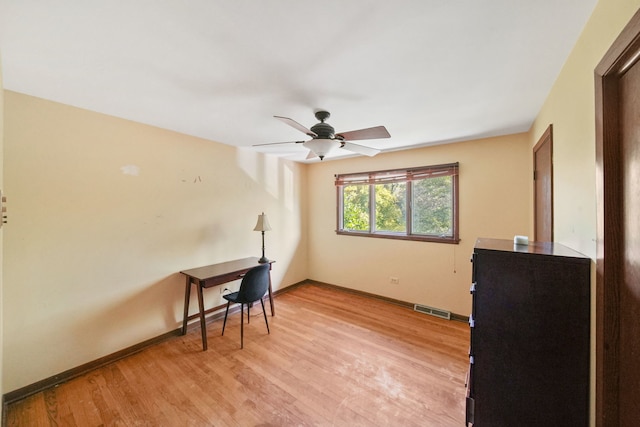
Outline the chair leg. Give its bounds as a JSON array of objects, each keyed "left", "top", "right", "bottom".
[
  {"left": 260, "top": 298, "right": 270, "bottom": 334},
  {"left": 247, "top": 303, "right": 250, "bottom": 324},
  {"left": 222, "top": 301, "right": 230, "bottom": 336},
  {"left": 240, "top": 303, "right": 244, "bottom": 349}
]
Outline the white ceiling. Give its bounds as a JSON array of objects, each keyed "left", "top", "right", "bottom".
[{"left": 0, "top": 1, "right": 597, "bottom": 162}]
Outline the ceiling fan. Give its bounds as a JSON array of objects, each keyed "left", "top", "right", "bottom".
[{"left": 254, "top": 110, "right": 391, "bottom": 160}]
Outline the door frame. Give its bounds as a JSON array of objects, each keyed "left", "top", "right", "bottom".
[
  {"left": 594, "top": 8, "right": 640, "bottom": 426},
  {"left": 533, "top": 124, "right": 553, "bottom": 242}
]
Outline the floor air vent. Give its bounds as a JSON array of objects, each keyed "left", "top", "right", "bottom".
[{"left": 414, "top": 304, "right": 451, "bottom": 320}]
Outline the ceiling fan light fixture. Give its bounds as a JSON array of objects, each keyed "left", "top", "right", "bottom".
[{"left": 303, "top": 139, "right": 340, "bottom": 160}]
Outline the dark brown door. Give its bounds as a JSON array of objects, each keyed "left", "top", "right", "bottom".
[
  {"left": 533, "top": 125, "right": 553, "bottom": 242},
  {"left": 595, "top": 8, "right": 640, "bottom": 426}
]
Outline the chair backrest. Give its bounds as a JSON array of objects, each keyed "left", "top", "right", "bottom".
[{"left": 236, "top": 264, "right": 270, "bottom": 303}]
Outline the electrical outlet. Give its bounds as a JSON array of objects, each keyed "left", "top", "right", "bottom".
[{"left": 390, "top": 277, "right": 399, "bottom": 284}]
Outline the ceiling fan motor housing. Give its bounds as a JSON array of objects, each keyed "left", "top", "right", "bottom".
[{"left": 310, "top": 122, "right": 336, "bottom": 139}]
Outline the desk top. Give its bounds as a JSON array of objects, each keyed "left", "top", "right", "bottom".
[{"left": 180, "top": 257, "right": 273, "bottom": 281}]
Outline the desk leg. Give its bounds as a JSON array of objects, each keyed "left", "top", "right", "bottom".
[
  {"left": 268, "top": 272, "right": 275, "bottom": 316},
  {"left": 181, "top": 277, "right": 192, "bottom": 335},
  {"left": 196, "top": 282, "right": 208, "bottom": 351}
]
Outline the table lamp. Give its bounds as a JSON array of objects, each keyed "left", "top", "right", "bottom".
[{"left": 253, "top": 212, "right": 272, "bottom": 263}]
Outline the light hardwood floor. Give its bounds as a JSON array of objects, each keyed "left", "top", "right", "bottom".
[{"left": 6, "top": 283, "right": 470, "bottom": 426}]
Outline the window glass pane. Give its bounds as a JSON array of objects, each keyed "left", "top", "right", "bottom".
[
  {"left": 375, "top": 182, "right": 406, "bottom": 232},
  {"left": 412, "top": 176, "right": 453, "bottom": 236},
  {"left": 342, "top": 184, "right": 370, "bottom": 231}
]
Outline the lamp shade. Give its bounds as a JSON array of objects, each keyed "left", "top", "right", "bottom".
[
  {"left": 253, "top": 212, "right": 272, "bottom": 232},
  {"left": 303, "top": 139, "right": 341, "bottom": 160}
]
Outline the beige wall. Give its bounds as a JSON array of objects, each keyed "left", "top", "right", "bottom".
[
  {"left": 2, "top": 91, "right": 308, "bottom": 392},
  {"left": 530, "top": 0, "right": 640, "bottom": 259},
  {"left": 529, "top": 0, "right": 640, "bottom": 424},
  {"left": 306, "top": 133, "right": 531, "bottom": 316}
]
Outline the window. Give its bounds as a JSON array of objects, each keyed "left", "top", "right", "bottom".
[{"left": 335, "top": 163, "right": 459, "bottom": 243}]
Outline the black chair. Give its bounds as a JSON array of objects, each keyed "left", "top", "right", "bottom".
[{"left": 221, "top": 263, "right": 271, "bottom": 348}]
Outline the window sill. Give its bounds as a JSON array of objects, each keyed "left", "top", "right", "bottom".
[{"left": 336, "top": 230, "right": 460, "bottom": 244}]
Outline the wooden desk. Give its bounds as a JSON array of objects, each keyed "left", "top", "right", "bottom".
[{"left": 180, "top": 257, "right": 275, "bottom": 350}]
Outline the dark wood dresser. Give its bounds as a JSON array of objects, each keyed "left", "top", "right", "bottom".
[{"left": 466, "top": 238, "right": 590, "bottom": 426}]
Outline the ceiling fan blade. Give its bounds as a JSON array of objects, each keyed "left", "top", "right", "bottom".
[
  {"left": 341, "top": 141, "right": 381, "bottom": 157},
  {"left": 336, "top": 126, "right": 390, "bottom": 141},
  {"left": 252, "top": 140, "right": 305, "bottom": 147},
  {"left": 306, "top": 150, "right": 318, "bottom": 160},
  {"left": 274, "top": 116, "right": 318, "bottom": 137}
]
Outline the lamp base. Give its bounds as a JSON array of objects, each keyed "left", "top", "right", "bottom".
[{"left": 258, "top": 256, "right": 270, "bottom": 264}]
